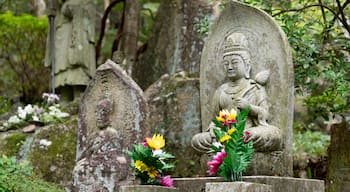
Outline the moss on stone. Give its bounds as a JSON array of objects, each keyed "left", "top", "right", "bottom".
[
  {"left": 28, "top": 116, "right": 77, "bottom": 186},
  {"left": 0, "top": 132, "right": 27, "bottom": 157}
]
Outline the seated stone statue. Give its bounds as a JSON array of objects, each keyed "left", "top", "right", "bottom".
[{"left": 191, "top": 33, "right": 282, "bottom": 153}]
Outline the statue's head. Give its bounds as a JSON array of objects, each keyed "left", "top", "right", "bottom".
[
  {"left": 95, "top": 97, "right": 114, "bottom": 129},
  {"left": 222, "top": 33, "right": 251, "bottom": 80}
]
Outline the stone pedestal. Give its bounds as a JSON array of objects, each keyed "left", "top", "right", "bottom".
[
  {"left": 206, "top": 182, "right": 272, "bottom": 192},
  {"left": 173, "top": 176, "right": 325, "bottom": 192},
  {"left": 244, "top": 176, "right": 325, "bottom": 192},
  {"left": 120, "top": 185, "right": 178, "bottom": 192}
]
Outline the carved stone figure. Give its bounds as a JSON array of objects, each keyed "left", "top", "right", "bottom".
[
  {"left": 192, "top": 33, "right": 282, "bottom": 153},
  {"left": 194, "top": 1, "right": 294, "bottom": 176},
  {"left": 49, "top": 0, "right": 96, "bottom": 100},
  {"left": 72, "top": 60, "right": 149, "bottom": 191}
]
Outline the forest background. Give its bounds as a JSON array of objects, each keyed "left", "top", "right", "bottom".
[{"left": 0, "top": 0, "right": 349, "bottom": 192}]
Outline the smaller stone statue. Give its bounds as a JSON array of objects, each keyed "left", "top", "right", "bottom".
[
  {"left": 47, "top": 0, "right": 96, "bottom": 101},
  {"left": 191, "top": 33, "right": 282, "bottom": 153}
]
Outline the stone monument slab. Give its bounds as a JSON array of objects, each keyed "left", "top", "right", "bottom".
[
  {"left": 72, "top": 59, "right": 149, "bottom": 192},
  {"left": 196, "top": 1, "right": 294, "bottom": 176},
  {"left": 144, "top": 72, "right": 203, "bottom": 177}
]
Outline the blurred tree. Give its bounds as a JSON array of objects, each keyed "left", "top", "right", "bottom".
[
  {"left": 0, "top": 12, "right": 49, "bottom": 103},
  {"left": 242, "top": 0, "right": 350, "bottom": 118}
]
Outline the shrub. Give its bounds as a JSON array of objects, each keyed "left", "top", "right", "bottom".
[
  {"left": 0, "top": 156, "right": 64, "bottom": 192},
  {"left": 0, "top": 12, "right": 49, "bottom": 104}
]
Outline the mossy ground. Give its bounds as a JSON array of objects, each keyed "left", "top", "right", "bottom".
[
  {"left": 28, "top": 117, "right": 77, "bottom": 186},
  {"left": 0, "top": 132, "right": 27, "bottom": 157}
]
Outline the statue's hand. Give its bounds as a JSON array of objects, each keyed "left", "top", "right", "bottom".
[{"left": 236, "top": 97, "right": 250, "bottom": 109}]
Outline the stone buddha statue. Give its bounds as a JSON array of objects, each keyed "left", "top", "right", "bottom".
[{"left": 191, "top": 32, "right": 282, "bottom": 153}]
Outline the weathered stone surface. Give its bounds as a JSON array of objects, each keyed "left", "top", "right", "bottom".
[
  {"left": 173, "top": 176, "right": 324, "bottom": 192},
  {"left": 72, "top": 60, "right": 149, "bottom": 192},
  {"left": 144, "top": 72, "right": 203, "bottom": 177},
  {"left": 244, "top": 176, "right": 325, "bottom": 192},
  {"left": 120, "top": 185, "right": 179, "bottom": 192},
  {"left": 326, "top": 116, "right": 350, "bottom": 192},
  {"left": 173, "top": 177, "right": 224, "bottom": 192},
  {"left": 22, "top": 124, "right": 36, "bottom": 133},
  {"left": 206, "top": 182, "right": 272, "bottom": 192},
  {"left": 45, "top": 0, "right": 96, "bottom": 100},
  {"left": 0, "top": 131, "right": 27, "bottom": 157},
  {"left": 27, "top": 118, "right": 77, "bottom": 186},
  {"left": 198, "top": 1, "right": 293, "bottom": 176},
  {"left": 133, "top": 1, "right": 211, "bottom": 89}
]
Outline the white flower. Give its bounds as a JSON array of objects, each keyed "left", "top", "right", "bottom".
[
  {"left": 8, "top": 115, "right": 21, "bottom": 124},
  {"left": 17, "top": 106, "right": 27, "bottom": 119},
  {"left": 33, "top": 105, "right": 43, "bottom": 115},
  {"left": 3, "top": 122, "right": 9, "bottom": 127},
  {"left": 24, "top": 104, "right": 35, "bottom": 114},
  {"left": 212, "top": 141, "right": 223, "bottom": 148},
  {"left": 56, "top": 111, "right": 69, "bottom": 118},
  {"left": 48, "top": 105, "right": 69, "bottom": 118},
  {"left": 39, "top": 139, "right": 52, "bottom": 148},
  {"left": 42, "top": 93, "right": 60, "bottom": 104},
  {"left": 152, "top": 149, "right": 164, "bottom": 156},
  {"left": 32, "top": 115, "right": 39, "bottom": 121}
]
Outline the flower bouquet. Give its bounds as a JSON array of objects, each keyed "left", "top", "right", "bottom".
[
  {"left": 2, "top": 93, "right": 69, "bottom": 129},
  {"left": 125, "top": 134, "right": 175, "bottom": 187},
  {"left": 207, "top": 108, "right": 254, "bottom": 181}
]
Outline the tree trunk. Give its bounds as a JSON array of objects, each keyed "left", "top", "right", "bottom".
[
  {"left": 133, "top": 0, "right": 212, "bottom": 89},
  {"left": 119, "top": 0, "right": 140, "bottom": 75},
  {"left": 326, "top": 115, "right": 350, "bottom": 192}
]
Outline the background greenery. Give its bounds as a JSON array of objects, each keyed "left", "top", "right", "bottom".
[{"left": 0, "top": 0, "right": 348, "bottom": 189}]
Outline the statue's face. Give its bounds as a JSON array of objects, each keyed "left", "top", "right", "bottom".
[
  {"left": 95, "top": 99, "right": 113, "bottom": 129},
  {"left": 222, "top": 54, "right": 246, "bottom": 80}
]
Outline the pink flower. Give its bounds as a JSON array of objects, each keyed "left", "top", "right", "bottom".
[
  {"left": 142, "top": 141, "right": 148, "bottom": 147},
  {"left": 207, "top": 149, "right": 227, "bottom": 175},
  {"left": 160, "top": 175, "right": 174, "bottom": 187},
  {"left": 143, "top": 137, "right": 151, "bottom": 147},
  {"left": 243, "top": 131, "right": 251, "bottom": 143}
]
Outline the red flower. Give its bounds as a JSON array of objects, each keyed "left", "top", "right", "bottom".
[{"left": 207, "top": 149, "right": 227, "bottom": 175}]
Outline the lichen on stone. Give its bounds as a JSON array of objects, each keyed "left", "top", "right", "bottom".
[
  {"left": 0, "top": 132, "right": 27, "bottom": 157},
  {"left": 28, "top": 117, "right": 77, "bottom": 186}
]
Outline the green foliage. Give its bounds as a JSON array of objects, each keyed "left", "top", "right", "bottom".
[
  {"left": 210, "top": 108, "right": 254, "bottom": 181},
  {"left": 125, "top": 134, "right": 174, "bottom": 186},
  {"left": 0, "top": 0, "right": 32, "bottom": 15},
  {"left": 0, "top": 12, "right": 49, "bottom": 103},
  {"left": 293, "top": 131, "right": 330, "bottom": 160},
  {"left": 139, "top": 3, "right": 158, "bottom": 43},
  {"left": 0, "top": 96, "right": 12, "bottom": 115},
  {"left": 194, "top": 15, "right": 210, "bottom": 38},
  {"left": 0, "top": 156, "right": 64, "bottom": 192},
  {"left": 0, "top": 133, "right": 27, "bottom": 157},
  {"left": 242, "top": 0, "right": 350, "bottom": 119}
]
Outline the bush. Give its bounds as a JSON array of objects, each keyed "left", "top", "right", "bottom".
[
  {"left": 0, "top": 156, "right": 64, "bottom": 192},
  {"left": 0, "top": 12, "right": 49, "bottom": 104},
  {"left": 293, "top": 131, "right": 330, "bottom": 161}
]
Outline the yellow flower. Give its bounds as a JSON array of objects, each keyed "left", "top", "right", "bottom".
[
  {"left": 146, "top": 134, "right": 165, "bottom": 150},
  {"left": 219, "top": 134, "right": 231, "bottom": 143},
  {"left": 226, "top": 109, "right": 237, "bottom": 121},
  {"left": 216, "top": 110, "right": 227, "bottom": 123},
  {"left": 227, "top": 128, "right": 236, "bottom": 135},
  {"left": 134, "top": 160, "right": 148, "bottom": 173},
  {"left": 216, "top": 109, "right": 237, "bottom": 123},
  {"left": 147, "top": 167, "right": 158, "bottom": 178}
]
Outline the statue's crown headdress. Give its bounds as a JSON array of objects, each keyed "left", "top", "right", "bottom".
[{"left": 223, "top": 33, "right": 249, "bottom": 56}]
